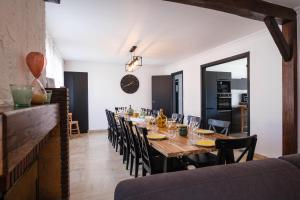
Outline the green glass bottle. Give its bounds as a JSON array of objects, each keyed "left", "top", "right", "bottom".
[{"left": 127, "top": 105, "right": 134, "bottom": 116}]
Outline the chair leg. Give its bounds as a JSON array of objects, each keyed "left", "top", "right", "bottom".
[
  {"left": 126, "top": 150, "right": 130, "bottom": 170},
  {"left": 130, "top": 154, "right": 134, "bottom": 176},
  {"left": 115, "top": 137, "right": 119, "bottom": 152},
  {"left": 134, "top": 157, "right": 139, "bottom": 178},
  {"left": 142, "top": 165, "right": 146, "bottom": 176},
  {"left": 76, "top": 122, "right": 80, "bottom": 135},
  {"left": 122, "top": 147, "right": 126, "bottom": 164}
]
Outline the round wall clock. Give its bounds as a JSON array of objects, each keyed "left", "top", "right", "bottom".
[{"left": 120, "top": 74, "right": 139, "bottom": 94}]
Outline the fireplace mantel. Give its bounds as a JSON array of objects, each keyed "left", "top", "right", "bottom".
[{"left": 0, "top": 88, "right": 69, "bottom": 200}]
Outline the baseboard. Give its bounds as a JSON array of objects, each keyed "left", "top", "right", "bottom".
[{"left": 88, "top": 129, "right": 107, "bottom": 133}]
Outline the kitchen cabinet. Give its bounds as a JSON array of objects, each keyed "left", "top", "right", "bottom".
[{"left": 231, "top": 78, "right": 247, "bottom": 90}]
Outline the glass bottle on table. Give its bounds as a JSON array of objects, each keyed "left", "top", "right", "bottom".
[
  {"left": 156, "top": 109, "right": 167, "bottom": 128},
  {"left": 128, "top": 105, "right": 134, "bottom": 116}
]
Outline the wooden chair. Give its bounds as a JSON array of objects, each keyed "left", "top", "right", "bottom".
[
  {"left": 215, "top": 135, "right": 257, "bottom": 164},
  {"left": 135, "top": 127, "right": 164, "bottom": 176},
  {"left": 124, "top": 120, "right": 141, "bottom": 178},
  {"left": 118, "top": 116, "right": 131, "bottom": 169},
  {"left": 68, "top": 113, "right": 80, "bottom": 137},
  {"left": 186, "top": 135, "right": 257, "bottom": 167},
  {"left": 105, "top": 109, "right": 113, "bottom": 142},
  {"left": 208, "top": 118, "right": 231, "bottom": 135},
  {"left": 110, "top": 112, "right": 122, "bottom": 152}
]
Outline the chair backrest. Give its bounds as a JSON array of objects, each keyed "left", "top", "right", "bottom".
[
  {"left": 152, "top": 110, "right": 159, "bottom": 117},
  {"left": 68, "top": 113, "right": 73, "bottom": 122},
  {"left": 187, "top": 115, "right": 201, "bottom": 128},
  {"left": 177, "top": 114, "right": 184, "bottom": 124},
  {"left": 119, "top": 117, "right": 131, "bottom": 147},
  {"left": 172, "top": 113, "right": 184, "bottom": 124},
  {"left": 215, "top": 135, "right": 257, "bottom": 165},
  {"left": 208, "top": 119, "right": 231, "bottom": 135},
  {"left": 115, "top": 107, "right": 127, "bottom": 113},
  {"left": 105, "top": 109, "right": 111, "bottom": 128},
  {"left": 135, "top": 126, "right": 153, "bottom": 174},
  {"left": 171, "top": 113, "right": 178, "bottom": 120},
  {"left": 124, "top": 120, "right": 140, "bottom": 156}
]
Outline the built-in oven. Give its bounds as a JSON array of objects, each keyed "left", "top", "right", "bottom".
[
  {"left": 217, "top": 93, "right": 232, "bottom": 112},
  {"left": 217, "top": 80, "right": 231, "bottom": 93}
]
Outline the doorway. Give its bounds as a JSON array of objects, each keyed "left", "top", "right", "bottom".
[
  {"left": 171, "top": 71, "right": 183, "bottom": 115},
  {"left": 201, "top": 52, "right": 250, "bottom": 136},
  {"left": 64, "top": 72, "right": 89, "bottom": 133}
]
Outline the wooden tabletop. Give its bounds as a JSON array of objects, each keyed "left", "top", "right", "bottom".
[{"left": 148, "top": 128, "right": 229, "bottom": 158}]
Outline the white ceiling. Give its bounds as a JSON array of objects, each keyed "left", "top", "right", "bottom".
[{"left": 46, "top": 0, "right": 299, "bottom": 67}]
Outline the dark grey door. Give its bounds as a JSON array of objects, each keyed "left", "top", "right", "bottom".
[
  {"left": 152, "top": 76, "right": 172, "bottom": 117},
  {"left": 64, "top": 72, "right": 89, "bottom": 133}
]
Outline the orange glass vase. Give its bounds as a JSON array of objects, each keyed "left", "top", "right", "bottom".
[{"left": 26, "top": 52, "right": 47, "bottom": 105}]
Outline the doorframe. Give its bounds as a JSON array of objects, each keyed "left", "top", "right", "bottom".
[
  {"left": 171, "top": 71, "right": 184, "bottom": 115},
  {"left": 200, "top": 52, "right": 250, "bottom": 136}
]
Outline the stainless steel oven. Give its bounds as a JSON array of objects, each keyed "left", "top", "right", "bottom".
[
  {"left": 217, "top": 80, "right": 231, "bottom": 93},
  {"left": 217, "top": 93, "right": 232, "bottom": 112}
]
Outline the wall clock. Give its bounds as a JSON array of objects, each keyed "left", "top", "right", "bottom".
[{"left": 120, "top": 74, "right": 139, "bottom": 94}]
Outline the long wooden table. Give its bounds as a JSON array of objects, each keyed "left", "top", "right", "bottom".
[
  {"left": 149, "top": 128, "right": 229, "bottom": 158},
  {"left": 148, "top": 127, "right": 230, "bottom": 172},
  {"left": 130, "top": 117, "right": 231, "bottom": 172}
]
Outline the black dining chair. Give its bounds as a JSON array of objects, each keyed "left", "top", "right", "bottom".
[
  {"left": 135, "top": 127, "right": 164, "bottom": 176},
  {"left": 215, "top": 134, "right": 257, "bottom": 164},
  {"left": 208, "top": 118, "right": 231, "bottom": 135},
  {"left": 187, "top": 115, "right": 201, "bottom": 128},
  {"left": 105, "top": 109, "right": 112, "bottom": 142},
  {"left": 124, "top": 120, "right": 141, "bottom": 178},
  {"left": 186, "top": 135, "right": 258, "bottom": 167},
  {"left": 118, "top": 116, "right": 131, "bottom": 168},
  {"left": 110, "top": 111, "right": 122, "bottom": 153}
]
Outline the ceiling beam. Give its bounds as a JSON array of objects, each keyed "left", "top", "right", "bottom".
[
  {"left": 163, "top": 0, "right": 296, "bottom": 25},
  {"left": 264, "top": 16, "right": 292, "bottom": 61}
]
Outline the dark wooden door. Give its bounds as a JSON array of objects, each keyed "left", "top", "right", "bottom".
[
  {"left": 152, "top": 76, "right": 172, "bottom": 117},
  {"left": 64, "top": 72, "right": 89, "bottom": 133}
]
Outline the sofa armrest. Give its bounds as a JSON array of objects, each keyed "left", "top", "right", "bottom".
[{"left": 279, "top": 154, "right": 300, "bottom": 169}]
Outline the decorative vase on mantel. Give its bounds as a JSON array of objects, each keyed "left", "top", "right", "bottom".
[{"left": 26, "top": 52, "right": 47, "bottom": 105}]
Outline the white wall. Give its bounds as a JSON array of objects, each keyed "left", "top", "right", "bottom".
[
  {"left": 64, "top": 61, "right": 162, "bottom": 130},
  {"left": 46, "top": 31, "right": 64, "bottom": 87},
  {"left": 162, "top": 29, "right": 282, "bottom": 157},
  {"left": 0, "top": 0, "right": 45, "bottom": 105},
  {"left": 206, "top": 58, "right": 247, "bottom": 79}
]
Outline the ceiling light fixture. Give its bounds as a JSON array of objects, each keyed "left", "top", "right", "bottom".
[{"left": 125, "top": 46, "right": 142, "bottom": 73}]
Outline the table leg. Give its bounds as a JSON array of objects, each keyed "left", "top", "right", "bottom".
[{"left": 163, "top": 157, "right": 168, "bottom": 172}]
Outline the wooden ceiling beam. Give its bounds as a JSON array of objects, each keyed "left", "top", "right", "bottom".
[
  {"left": 264, "top": 16, "right": 292, "bottom": 61},
  {"left": 163, "top": 0, "right": 296, "bottom": 25}
]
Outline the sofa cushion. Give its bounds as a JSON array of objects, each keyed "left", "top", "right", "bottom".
[
  {"left": 115, "top": 158, "right": 300, "bottom": 200},
  {"left": 279, "top": 154, "right": 300, "bottom": 169}
]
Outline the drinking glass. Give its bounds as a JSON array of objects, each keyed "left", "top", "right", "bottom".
[
  {"left": 168, "top": 129, "right": 177, "bottom": 143},
  {"left": 10, "top": 84, "right": 32, "bottom": 107},
  {"left": 172, "top": 115, "right": 177, "bottom": 122}
]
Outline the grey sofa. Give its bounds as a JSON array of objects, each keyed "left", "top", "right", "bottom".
[{"left": 115, "top": 154, "right": 300, "bottom": 200}]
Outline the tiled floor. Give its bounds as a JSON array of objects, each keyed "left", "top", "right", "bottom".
[
  {"left": 69, "top": 132, "right": 266, "bottom": 200},
  {"left": 70, "top": 132, "right": 132, "bottom": 200}
]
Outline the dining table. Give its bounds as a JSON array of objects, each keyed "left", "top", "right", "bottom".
[{"left": 130, "top": 117, "right": 231, "bottom": 172}]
